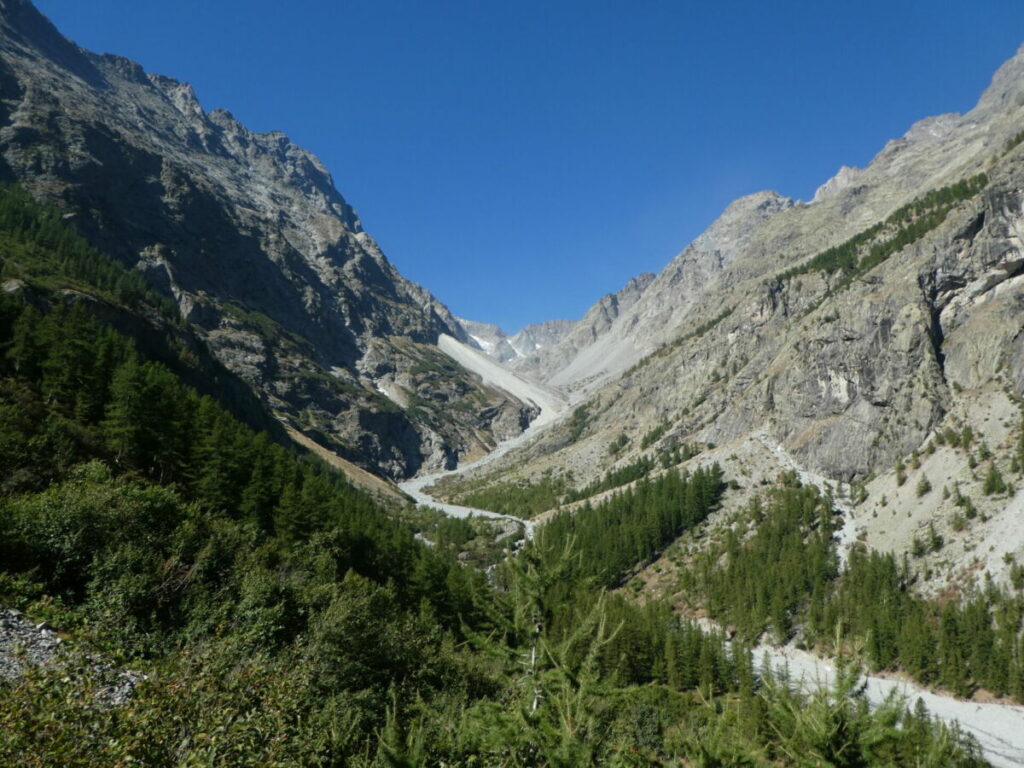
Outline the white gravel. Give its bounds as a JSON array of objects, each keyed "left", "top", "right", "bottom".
[
  {"left": 0, "top": 608, "right": 144, "bottom": 705},
  {"left": 437, "top": 334, "right": 568, "bottom": 427},
  {"left": 756, "top": 643, "right": 1024, "bottom": 768},
  {"left": 398, "top": 335, "right": 574, "bottom": 539}
]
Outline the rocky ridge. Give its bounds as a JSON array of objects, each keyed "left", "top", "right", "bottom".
[
  {"left": 508, "top": 318, "right": 576, "bottom": 357},
  {"left": 508, "top": 271, "right": 656, "bottom": 389},
  {"left": 513, "top": 48, "right": 1024, "bottom": 394},
  {"left": 456, "top": 316, "right": 576, "bottom": 364},
  {"left": 441, "top": 43, "right": 1024, "bottom": 589},
  {"left": 0, "top": 0, "right": 534, "bottom": 478}
]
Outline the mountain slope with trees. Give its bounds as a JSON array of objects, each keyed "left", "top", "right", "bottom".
[
  {"left": 0, "top": 178, "right": 986, "bottom": 767},
  {"left": 0, "top": 0, "right": 536, "bottom": 480}
]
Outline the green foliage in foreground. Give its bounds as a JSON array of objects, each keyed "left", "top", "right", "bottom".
[
  {"left": 0, "top": 301, "right": 986, "bottom": 765},
  {"left": 0, "top": 549, "right": 987, "bottom": 768},
  {"left": 0, "top": 185, "right": 990, "bottom": 765}
]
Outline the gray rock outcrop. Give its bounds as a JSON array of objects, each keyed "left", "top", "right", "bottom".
[
  {"left": 462, "top": 42, "right": 1024, "bottom": 489},
  {"left": 0, "top": 0, "right": 533, "bottom": 477}
]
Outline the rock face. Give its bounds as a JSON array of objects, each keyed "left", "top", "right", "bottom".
[
  {"left": 456, "top": 317, "right": 576, "bottom": 364},
  {"left": 460, "top": 42, "right": 1024, "bottom": 493},
  {"left": 0, "top": 0, "right": 534, "bottom": 477},
  {"left": 509, "top": 191, "right": 803, "bottom": 391},
  {"left": 512, "top": 50, "right": 1024, "bottom": 399},
  {"left": 509, "top": 272, "right": 657, "bottom": 387},
  {"left": 508, "top": 319, "right": 576, "bottom": 357},
  {"left": 457, "top": 318, "right": 522, "bottom": 363}
]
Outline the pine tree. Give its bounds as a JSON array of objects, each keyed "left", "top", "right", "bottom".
[
  {"left": 102, "top": 352, "right": 148, "bottom": 466},
  {"left": 983, "top": 462, "right": 1006, "bottom": 495},
  {"left": 917, "top": 474, "right": 932, "bottom": 497}
]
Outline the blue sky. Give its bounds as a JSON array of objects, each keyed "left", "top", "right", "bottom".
[{"left": 33, "top": 1, "right": 1024, "bottom": 332}]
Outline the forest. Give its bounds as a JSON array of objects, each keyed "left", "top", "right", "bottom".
[
  {"left": 0, "top": 183, "right": 989, "bottom": 765},
  {"left": 676, "top": 479, "right": 1024, "bottom": 701}
]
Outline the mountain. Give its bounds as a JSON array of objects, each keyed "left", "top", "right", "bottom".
[
  {"left": 456, "top": 317, "right": 576, "bottom": 364},
  {"left": 0, "top": 5, "right": 1021, "bottom": 763},
  {"left": 509, "top": 49, "right": 1024, "bottom": 396},
  {"left": 0, "top": 0, "right": 537, "bottom": 479},
  {"left": 507, "top": 318, "right": 576, "bottom": 357},
  {"left": 0, "top": 181, "right": 992, "bottom": 763},
  {"left": 455, "top": 317, "right": 520, "bottom": 363},
  {"left": 440, "top": 44, "right": 1024, "bottom": 594},
  {"left": 508, "top": 272, "right": 656, "bottom": 388}
]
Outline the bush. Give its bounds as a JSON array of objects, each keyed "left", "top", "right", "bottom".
[
  {"left": 984, "top": 463, "right": 1006, "bottom": 495},
  {"left": 916, "top": 475, "right": 932, "bottom": 497}
]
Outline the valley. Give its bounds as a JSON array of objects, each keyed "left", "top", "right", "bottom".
[
  {"left": 3, "top": 0, "right": 1024, "bottom": 764},
  {"left": 409, "top": 386, "right": 1024, "bottom": 767}
]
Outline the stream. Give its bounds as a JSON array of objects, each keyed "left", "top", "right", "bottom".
[{"left": 396, "top": 402, "right": 555, "bottom": 539}]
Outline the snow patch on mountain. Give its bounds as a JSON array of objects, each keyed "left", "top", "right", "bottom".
[{"left": 436, "top": 334, "right": 568, "bottom": 427}]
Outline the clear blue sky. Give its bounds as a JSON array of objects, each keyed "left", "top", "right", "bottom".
[{"left": 33, "top": 1, "right": 1024, "bottom": 332}]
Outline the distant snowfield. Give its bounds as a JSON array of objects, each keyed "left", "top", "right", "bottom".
[{"left": 437, "top": 334, "right": 568, "bottom": 426}]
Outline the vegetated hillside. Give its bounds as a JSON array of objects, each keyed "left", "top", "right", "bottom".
[
  {"left": 445, "top": 46, "right": 1024, "bottom": 592},
  {"left": 0, "top": 0, "right": 536, "bottom": 479},
  {"left": 0, "top": 184, "right": 986, "bottom": 766}
]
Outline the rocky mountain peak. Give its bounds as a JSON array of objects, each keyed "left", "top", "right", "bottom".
[
  {"left": 976, "top": 42, "right": 1024, "bottom": 113},
  {"left": 720, "top": 188, "right": 793, "bottom": 217},
  {"left": 0, "top": 0, "right": 535, "bottom": 477},
  {"left": 509, "top": 319, "right": 576, "bottom": 356},
  {"left": 456, "top": 317, "right": 519, "bottom": 362},
  {"left": 691, "top": 190, "right": 795, "bottom": 253},
  {"left": 0, "top": 0, "right": 62, "bottom": 42},
  {"left": 457, "top": 315, "right": 580, "bottom": 364},
  {"left": 813, "top": 165, "right": 863, "bottom": 202},
  {"left": 0, "top": 0, "right": 100, "bottom": 86},
  {"left": 616, "top": 271, "right": 656, "bottom": 300}
]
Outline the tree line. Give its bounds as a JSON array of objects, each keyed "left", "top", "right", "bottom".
[
  {"left": 0, "top": 184, "right": 989, "bottom": 765},
  {"left": 678, "top": 481, "right": 1024, "bottom": 701}
]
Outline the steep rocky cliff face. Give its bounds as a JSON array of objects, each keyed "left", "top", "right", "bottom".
[
  {"left": 0, "top": 0, "right": 535, "bottom": 477},
  {"left": 508, "top": 319, "right": 576, "bottom": 357},
  {"left": 449, "top": 44, "right": 1024, "bottom": 497},
  {"left": 513, "top": 49, "right": 1024, "bottom": 398}
]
